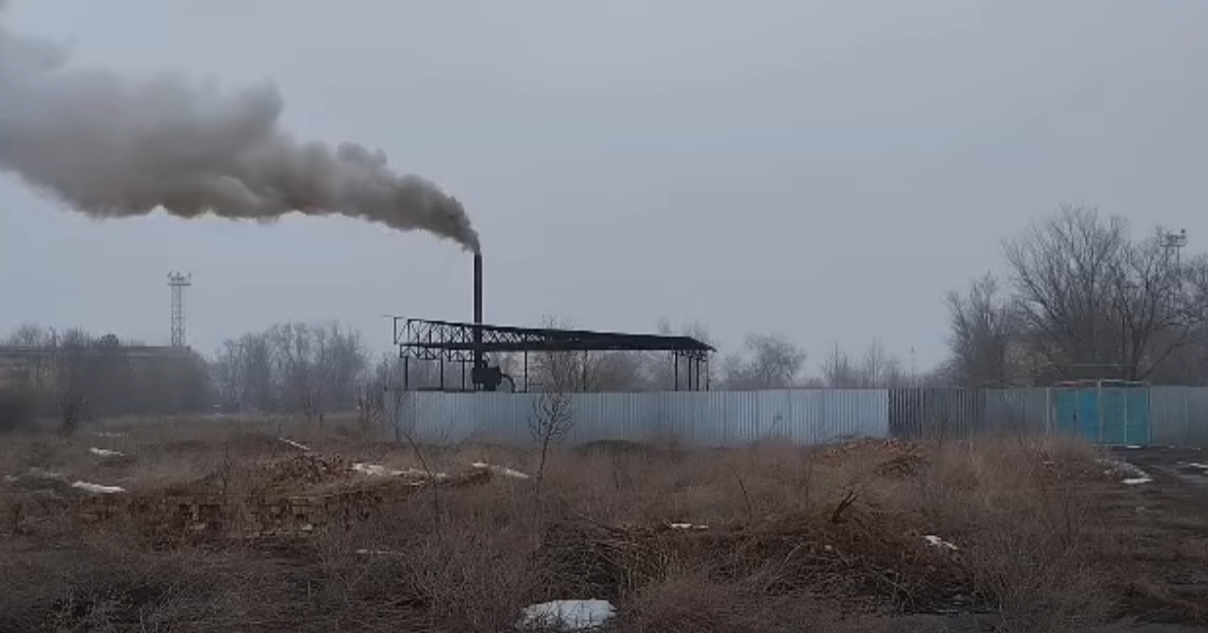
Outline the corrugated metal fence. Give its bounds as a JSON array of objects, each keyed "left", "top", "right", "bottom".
[{"left": 395, "top": 386, "right": 1208, "bottom": 448}]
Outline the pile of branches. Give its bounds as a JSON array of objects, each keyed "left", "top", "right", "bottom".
[{"left": 535, "top": 506, "right": 972, "bottom": 614}]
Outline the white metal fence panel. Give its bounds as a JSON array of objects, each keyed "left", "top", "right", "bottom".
[
  {"left": 398, "top": 389, "right": 890, "bottom": 447},
  {"left": 1149, "top": 386, "right": 1208, "bottom": 447},
  {"left": 396, "top": 386, "right": 1208, "bottom": 448}
]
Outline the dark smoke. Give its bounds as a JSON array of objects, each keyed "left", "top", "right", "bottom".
[{"left": 0, "top": 5, "right": 479, "bottom": 252}]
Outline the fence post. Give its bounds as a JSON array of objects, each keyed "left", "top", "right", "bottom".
[
  {"left": 1045, "top": 387, "right": 1052, "bottom": 435},
  {"left": 1116, "top": 386, "right": 1125, "bottom": 444},
  {"left": 1184, "top": 386, "right": 1191, "bottom": 447},
  {"left": 1097, "top": 382, "right": 1104, "bottom": 444}
]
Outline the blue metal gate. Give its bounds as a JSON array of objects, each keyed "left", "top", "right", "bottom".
[{"left": 1052, "top": 381, "right": 1151, "bottom": 445}]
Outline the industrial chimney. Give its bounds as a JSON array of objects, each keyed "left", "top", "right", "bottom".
[
  {"left": 469, "top": 252, "right": 503, "bottom": 390},
  {"left": 473, "top": 253, "right": 484, "bottom": 371},
  {"left": 473, "top": 253, "right": 483, "bottom": 328}
]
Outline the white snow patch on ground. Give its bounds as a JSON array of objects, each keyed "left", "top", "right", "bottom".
[
  {"left": 1125, "top": 445, "right": 1143, "bottom": 449},
  {"left": 352, "top": 463, "right": 404, "bottom": 477},
  {"left": 471, "top": 462, "right": 531, "bottom": 480},
  {"left": 89, "top": 447, "right": 125, "bottom": 458},
  {"left": 923, "top": 535, "right": 959, "bottom": 551},
  {"left": 519, "top": 600, "right": 614, "bottom": 631},
  {"left": 400, "top": 467, "right": 449, "bottom": 480},
  {"left": 1186, "top": 462, "right": 1208, "bottom": 471},
  {"left": 1098, "top": 458, "right": 1153, "bottom": 485},
  {"left": 27, "top": 468, "right": 67, "bottom": 482},
  {"left": 354, "top": 549, "right": 399, "bottom": 556},
  {"left": 667, "top": 522, "right": 709, "bottom": 531},
  {"left": 278, "top": 438, "right": 311, "bottom": 452},
  {"left": 352, "top": 463, "right": 448, "bottom": 480},
  {"left": 72, "top": 481, "right": 126, "bottom": 494}
]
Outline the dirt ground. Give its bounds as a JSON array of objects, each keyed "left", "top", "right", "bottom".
[
  {"left": 1099, "top": 446, "right": 1208, "bottom": 633},
  {"left": 1, "top": 419, "right": 1207, "bottom": 632}
]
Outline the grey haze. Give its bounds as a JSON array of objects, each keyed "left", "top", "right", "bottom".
[{"left": 1, "top": 0, "right": 1206, "bottom": 373}]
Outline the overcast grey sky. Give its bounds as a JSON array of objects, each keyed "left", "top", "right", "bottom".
[{"left": 2, "top": 0, "right": 1207, "bottom": 373}]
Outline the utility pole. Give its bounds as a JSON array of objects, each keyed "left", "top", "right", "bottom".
[{"left": 168, "top": 272, "right": 192, "bottom": 348}]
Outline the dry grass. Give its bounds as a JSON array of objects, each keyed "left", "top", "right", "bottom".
[{"left": 0, "top": 418, "right": 1202, "bottom": 632}]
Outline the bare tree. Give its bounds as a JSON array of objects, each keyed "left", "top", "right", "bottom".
[
  {"left": 945, "top": 273, "right": 1022, "bottom": 386},
  {"left": 860, "top": 339, "right": 907, "bottom": 388},
  {"left": 528, "top": 381, "right": 574, "bottom": 485},
  {"left": 720, "top": 332, "right": 806, "bottom": 389},
  {"left": 528, "top": 316, "right": 646, "bottom": 392},
  {"left": 642, "top": 318, "right": 716, "bottom": 390},
  {"left": 1150, "top": 254, "right": 1208, "bottom": 384},
  {"left": 50, "top": 328, "right": 98, "bottom": 434},
  {"left": 211, "top": 340, "right": 246, "bottom": 412},
  {"left": 1004, "top": 205, "right": 1204, "bottom": 381},
  {"left": 269, "top": 322, "right": 316, "bottom": 419},
  {"left": 213, "top": 321, "right": 367, "bottom": 418},
  {"left": 365, "top": 352, "right": 436, "bottom": 439},
  {"left": 821, "top": 340, "right": 908, "bottom": 388},
  {"left": 4, "top": 324, "right": 212, "bottom": 421},
  {"left": 3, "top": 324, "right": 53, "bottom": 395},
  {"left": 820, "top": 342, "right": 859, "bottom": 388},
  {"left": 308, "top": 321, "right": 368, "bottom": 425}
]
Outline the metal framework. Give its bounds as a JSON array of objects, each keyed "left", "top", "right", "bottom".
[
  {"left": 393, "top": 317, "right": 714, "bottom": 392},
  {"left": 168, "top": 272, "right": 192, "bottom": 348}
]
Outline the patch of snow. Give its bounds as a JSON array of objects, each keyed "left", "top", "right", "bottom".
[
  {"left": 471, "top": 461, "right": 531, "bottom": 480},
  {"left": 1186, "top": 462, "right": 1208, "bottom": 470},
  {"left": 352, "top": 463, "right": 404, "bottom": 477},
  {"left": 27, "top": 468, "right": 67, "bottom": 481},
  {"left": 519, "top": 600, "right": 614, "bottom": 631},
  {"left": 400, "top": 467, "right": 449, "bottom": 480},
  {"left": 353, "top": 463, "right": 449, "bottom": 480},
  {"left": 71, "top": 481, "right": 125, "bottom": 494},
  {"left": 354, "top": 549, "right": 398, "bottom": 556},
  {"left": 1125, "top": 445, "right": 1143, "bottom": 449},
  {"left": 278, "top": 438, "right": 311, "bottom": 452},
  {"left": 89, "top": 447, "right": 125, "bottom": 458},
  {"left": 923, "top": 535, "right": 959, "bottom": 551},
  {"left": 667, "top": 522, "right": 709, "bottom": 531},
  {"left": 1098, "top": 458, "right": 1153, "bottom": 485}
]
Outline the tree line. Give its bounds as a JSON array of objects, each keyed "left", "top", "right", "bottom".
[
  {"left": 0, "top": 316, "right": 911, "bottom": 429},
  {"left": 944, "top": 204, "right": 1208, "bottom": 387},
  {"left": 4, "top": 203, "right": 1206, "bottom": 430}
]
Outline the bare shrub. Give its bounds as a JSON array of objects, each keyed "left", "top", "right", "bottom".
[
  {"left": 529, "top": 387, "right": 574, "bottom": 487},
  {"left": 0, "top": 422, "right": 1188, "bottom": 632},
  {"left": 913, "top": 436, "right": 1116, "bottom": 632}
]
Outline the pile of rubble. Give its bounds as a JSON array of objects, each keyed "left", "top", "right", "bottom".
[
  {"left": 819, "top": 439, "right": 929, "bottom": 478},
  {"left": 5, "top": 452, "right": 515, "bottom": 543},
  {"left": 250, "top": 454, "right": 356, "bottom": 493}
]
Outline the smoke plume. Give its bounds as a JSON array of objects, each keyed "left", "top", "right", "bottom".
[{"left": 0, "top": 6, "right": 479, "bottom": 252}]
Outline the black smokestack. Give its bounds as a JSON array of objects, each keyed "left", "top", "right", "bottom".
[
  {"left": 473, "top": 252, "right": 483, "bottom": 326},
  {"left": 473, "top": 252, "right": 484, "bottom": 369},
  {"left": 0, "top": 7, "right": 479, "bottom": 252}
]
